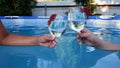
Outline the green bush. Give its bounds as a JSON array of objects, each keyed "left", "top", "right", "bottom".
[
  {"left": 74, "top": 0, "right": 96, "bottom": 15},
  {"left": 74, "top": 0, "right": 88, "bottom": 5},
  {"left": 0, "top": 0, "right": 36, "bottom": 16}
]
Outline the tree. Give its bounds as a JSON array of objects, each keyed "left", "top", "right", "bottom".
[
  {"left": 74, "top": 0, "right": 96, "bottom": 15},
  {"left": 0, "top": 0, "right": 36, "bottom": 16},
  {"left": 74, "top": 0, "right": 88, "bottom": 5}
]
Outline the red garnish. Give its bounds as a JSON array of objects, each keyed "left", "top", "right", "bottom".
[
  {"left": 48, "top": 14, "right": 57, "bottom": 26},
  {"left": 81, "top": 7, "right": 91, "bottom": 16}
]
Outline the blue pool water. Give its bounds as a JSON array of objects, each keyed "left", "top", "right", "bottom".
[{"left": 0, "top": 16, "right": 120, "bottom": 68}]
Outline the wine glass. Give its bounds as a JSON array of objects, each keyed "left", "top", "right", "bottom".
[
  {"left": 68, "top": 7, "right": 86, "bottom": 44},
  {"left": 48, "top": 16, "right": 67, "bottom": 38}
]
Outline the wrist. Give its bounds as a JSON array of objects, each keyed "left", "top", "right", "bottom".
[
  {"left": 32, "top": 36, "right": 40, "bottom": 45},
  {"left": 35, "top": 35, "right": 45, "bottom": 46}
]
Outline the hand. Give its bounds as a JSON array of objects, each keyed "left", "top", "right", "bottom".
[
  {"left": 77, "top": 29, "right": 120, "bottom": 50},
  {"left": 77, "top": 29, "right": 97, "bottom": 46},
  {"left": 38, "top": 34, "right": 58, "bottom": 48}
]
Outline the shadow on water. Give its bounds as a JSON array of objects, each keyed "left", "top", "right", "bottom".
[
  {"left": 53, "top": 36, "right": 82, "bottom": 68},
  {"left": 0, "top": 46, "right": 60, "bottom": 68},
  {"left": 75, "top": 47, "right": 115, "bottom": 68}
]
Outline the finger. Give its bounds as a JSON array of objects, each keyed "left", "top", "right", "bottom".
[
  {"left": 48, "top": 41, "right": 52, "bottom": 48},
  {"left": 81, "top": 29, "right": 89, "bottom": 33},
  {"left": 45, "top": 34, "right": 54, "bottom": 40},
  {"left": 77, "top": 36, "right": 82, "bottom": 45},
  {"left": 50, "top": 43, "right": 54, "bottom": 48},
  {"left": 53, "top": 41, "right": 57, "bottom": 46},
  {"left": 47, "top": 37, "right": 57, "bottom": 48},
  {"left": 76, "top": 32, "right": 80, "bottom": 36},
  {"left": 77, "top": 38, "right": 80, "bottom": 44},
  {"left": 77, "top": 31, "right": 81, "bottom": 35},
  {"left": 49, "top": 44, "right": 53, "bottom": 48},
  {"left": 39, "top": 42, "right": 50, "bottom": 47},
  {"left": 53, "top": 37, "right": 58, "bottom": 43},
  {"left": 49, "top": 43, "right": 53, "bottom": 48},
  {"left": 76, "top": 33, "right": 79, "bottom": 38},
  {"left": 49, "top": 41, "right": 56, "bottom": 48}
]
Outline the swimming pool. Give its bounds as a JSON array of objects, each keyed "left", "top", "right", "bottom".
[{"left": 0, "top": 16, "right": 120, "bottom": 68}]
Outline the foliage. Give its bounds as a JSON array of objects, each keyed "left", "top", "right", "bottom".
[
  {"left": 74, "top": 0, "right": 96, "bottom": 15},
  {"left": 0, "top": 0, "right": 36, "bottom": 16},
  {"left": 87, "top": 0, "right": 97, "bottom": 15},
  {"left": 74, "top": 0, "right": 87, "bottom": 5},
  {"left": 74, "top": 0, "right": 81, "bottom": 5}
]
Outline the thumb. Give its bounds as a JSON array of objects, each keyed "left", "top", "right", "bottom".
[
  {"left": 80, "top": 29, "right": 91, "bottom": 37},
  {"left": 80, "top": 32, "right": 89, "bottom": 38}
]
